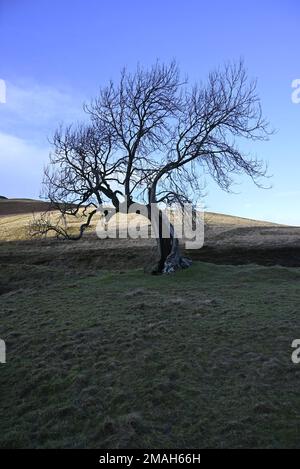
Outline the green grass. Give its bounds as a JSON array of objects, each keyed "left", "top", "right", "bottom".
[{"left": 1, "top": 260, "right": 300, "bottom": 448}]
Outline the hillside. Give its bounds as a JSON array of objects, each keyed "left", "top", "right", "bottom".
[
  {"left": 1, "top": 254, "right": 300, "bottom": 448},
  {"left": 0, "top": 198, "right": 299, "bottom": 252},
  {"left": 1, "top": 199, "right": 300, "bottom": 448},
  {"left": 0, "top": 198, "right": 53, "bottom": 216}
]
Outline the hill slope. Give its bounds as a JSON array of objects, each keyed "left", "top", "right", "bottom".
[
  {"left": 0, "top": 198, "right": 299, "bottom": 249},
  {"left": 0, "top": 198, "right": 53, "bottom": 216}
]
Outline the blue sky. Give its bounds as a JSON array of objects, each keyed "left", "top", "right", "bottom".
[{"left": 0, "top": 0, "right": 299, "bottom": 224}]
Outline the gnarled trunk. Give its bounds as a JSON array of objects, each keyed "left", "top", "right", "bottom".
[
  {"left": 151, "top": 208, "right": 192, "bottom": 274},
  {"left": 101, "top": 200, "right": 192, "bottom": 275}
]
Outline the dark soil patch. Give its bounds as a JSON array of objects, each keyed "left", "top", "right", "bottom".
[
  {"left": 1, "top": 238, "right": 300, "bottom": 271},
  {"left": 0, "top": 200, "right": 53, "bottom": 216},
  {"left": 188, "top": 246, "right": 300, "bottom": 268}
]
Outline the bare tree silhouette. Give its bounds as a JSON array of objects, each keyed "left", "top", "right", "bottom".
[{"left": 32, "top": 60, "right": 271, "bottom": 273}]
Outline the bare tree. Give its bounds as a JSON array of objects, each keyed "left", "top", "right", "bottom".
[{"left": 33, "top": 60, "right": 271, "bottom": 273}]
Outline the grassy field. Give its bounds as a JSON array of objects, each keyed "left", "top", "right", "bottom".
[
  {"left": 1, "top": 199, "right": 300, "bottom": 448},
  {"left": 1, "top": 250, "right": 300, "bottom": 448}
]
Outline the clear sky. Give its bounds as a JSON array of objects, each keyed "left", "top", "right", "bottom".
[{"left": 0, "top": 0, "right": 299, "bottom": 225}]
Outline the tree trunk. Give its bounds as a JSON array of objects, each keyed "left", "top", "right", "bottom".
[
  {"left": 102, "top": 200, "right": 192, "bottom": 275},
  {"left": 151, "top": 209, "right": 192, "bottom": 274}
]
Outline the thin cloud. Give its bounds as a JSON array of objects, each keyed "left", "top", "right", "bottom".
[
  {"left": 0, "top": 81, "right": 88, "bottom": 143},
  {"left": 5, "top": 81, "right": 86, "bottom": 123},
  {"left": 0, "top": 131, "right": 49, "bottom": 198},
  {"left": 0, "top": 80, "right": 88, "bottom": 197}
]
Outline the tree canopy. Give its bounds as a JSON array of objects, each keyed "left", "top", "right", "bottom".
[{"left": 33, "top": 60, "right": 271, "bottom": 272}]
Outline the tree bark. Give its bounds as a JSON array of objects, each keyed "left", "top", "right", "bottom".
[
  {"left": 150, "top": 208, "right": 192, "bottom": 274},
  {"left": 102, "top": 201, "right": 192, "bottom": 274}
]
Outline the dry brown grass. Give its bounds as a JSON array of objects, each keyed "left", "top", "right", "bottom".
[{"left": 1, "top": 198, "right": 300, "bottom": 250}]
